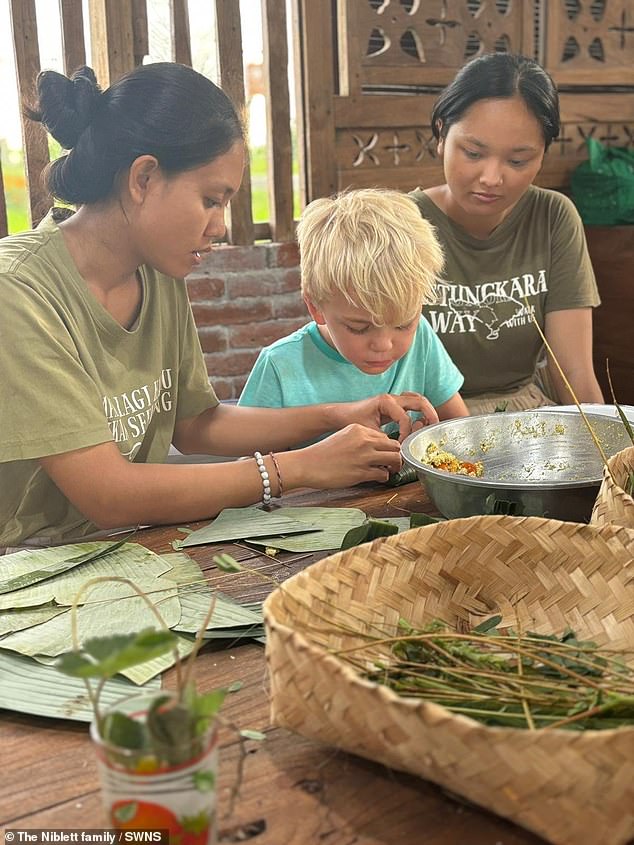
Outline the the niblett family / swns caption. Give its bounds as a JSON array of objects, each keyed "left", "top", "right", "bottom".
[{"left": 4, "top": 832, "right": 169, "bottom": 844}]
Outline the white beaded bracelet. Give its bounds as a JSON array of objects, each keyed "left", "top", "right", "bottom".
[{"left": 253, "top": 451, "right": 272, "bottom": 506}]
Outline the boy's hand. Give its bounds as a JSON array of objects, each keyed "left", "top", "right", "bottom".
[{"left": 334, "top": 392, "right": 438, "bottom": 441}]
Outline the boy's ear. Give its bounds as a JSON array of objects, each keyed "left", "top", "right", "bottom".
[{"left": 304, "top": 296, "right": 327, "bottom": 325}]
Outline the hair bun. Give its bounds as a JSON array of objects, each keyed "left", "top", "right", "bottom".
[{"left": 36, "top": 66, "right": 102, "bottom": 149}]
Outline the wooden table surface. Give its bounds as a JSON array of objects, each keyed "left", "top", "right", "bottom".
[{"left": 0, "top": 481, "right": 546, "bottom": 845}]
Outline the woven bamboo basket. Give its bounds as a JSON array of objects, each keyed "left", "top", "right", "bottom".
[
  {"left": 263, "top": 515, "right": 634, "bottom": 845},
  {"left": 591, "top": 446, "right": 634, "bottom": 529}
]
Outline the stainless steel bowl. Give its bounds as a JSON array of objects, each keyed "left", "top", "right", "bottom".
[{"left": 401, "top": 410, "right": 632, "bottom": 523}]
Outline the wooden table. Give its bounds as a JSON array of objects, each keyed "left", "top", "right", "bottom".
[{"left": 0, "top": 482, "right": 546, "bottom": 845}]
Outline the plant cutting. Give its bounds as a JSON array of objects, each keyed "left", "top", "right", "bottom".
[{"left": 55, "top": 576, "right": 231, "bottom": 844}]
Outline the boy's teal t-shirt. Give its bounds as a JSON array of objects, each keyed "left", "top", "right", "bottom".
[{"left": 238, "top": 317, "right": 463, "bottom": 421}]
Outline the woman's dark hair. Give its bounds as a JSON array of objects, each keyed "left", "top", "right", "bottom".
[
  {"left": 26, "top": 63, "right": 245, "bottom": 205},
  {"left": 430, "top": 53, "right": 560, "bottom": 150}
]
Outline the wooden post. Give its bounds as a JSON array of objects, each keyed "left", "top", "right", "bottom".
[
  {"left": 262, "top": 0, "right": 294, "bottom": 242},
  {"left": 291, "top": 0, "right": 337, "bottom": 203},
  {"left": 88, "top": 0, "right": 136, "bottom": 87},
  {"left": 215, "top": 0, "right": 254, "bottom": 245},
  {"left": 59, "top": 0, "right": 87, "bottom": 76},
  {"left": 0, "top": 159, "right": 8, "bottom": 238},
  {"left": 170, "top": 0, "right": 192, "bottom": 66},
  {"left": 131, "top": 0, "right": 149, "bottom": 66},
  {"left": 9, "top": 0, "right": 50, "bottom": 227}
]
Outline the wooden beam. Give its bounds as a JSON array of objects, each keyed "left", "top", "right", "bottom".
[
  {"left": 215, "top": 0, "right": 254, "bottom": 245},
  {"left": 293, "top": 0, "right": 336, "bottom": 203},
  {"left": 131, "top": 0, "right": 148, "bottom": 66},
  {"left": 88, "top": 0, "right": 135, "bottom": 87},
  {"left": 0, "top": 157, "right": 8, "bottom": 238},
  {"left": 170, "top": 0, "right": 192, "bottom": 66},
  {"left": 9, "top": 0, "right": 50, "bottom": 227},
  {"left": 262, "top": 0, "right": 294, "bottom": 242},
  {"left": 59, "top": 0, "right": 86, "bottom": 76}
]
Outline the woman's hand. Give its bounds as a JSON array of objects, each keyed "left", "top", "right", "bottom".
[
  {"left": 332, "top": 392, "right": 439, "bottom": 441},
  {"left": 283, "top": 423, "right": 403, "bottom": 489}
]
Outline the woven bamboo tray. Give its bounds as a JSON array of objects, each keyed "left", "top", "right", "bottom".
[
  {"left": 263, "top": 515, "right": 634, "bottom": 845},
  {"left": 591, "top": 446, "right": 634, "bottom": 529}
]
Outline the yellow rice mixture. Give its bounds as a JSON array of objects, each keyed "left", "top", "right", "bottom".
[{"left": 423, "top": 443, "right": 484, "bottom": 478}]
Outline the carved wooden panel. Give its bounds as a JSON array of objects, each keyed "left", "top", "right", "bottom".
[
  {"left": 544, "top": 1, "right": 634, "bottom": 85},
  {"left": 339, "top": 0, "right": 534, "bottom": 92}
]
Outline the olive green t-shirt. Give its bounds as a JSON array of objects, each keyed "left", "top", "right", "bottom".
[
  {"left": 410, "top": 186, "right": 600, "bottom": 397},
  {"left": 0, "top": 212, "right": 218, "bottom": 546}
]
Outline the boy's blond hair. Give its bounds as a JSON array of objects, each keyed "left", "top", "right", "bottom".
[{"left": 296, "top": 188, "right": 443, "bottom": 326}]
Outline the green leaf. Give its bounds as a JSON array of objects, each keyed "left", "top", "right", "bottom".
[
  {"left": 55, "top": 629, "right": 177, "bottom": 679},
  {"left": 113, "top": 802, "right": 139, "bottom": 824},
  {"left": 227, "top": 681, "right": 243, "bottom": 693},
  {"left": 471, "top": 615, "right": 503, "bottom": 634},
  {"left": 146, "top": 696, "right": 192, "bottom": 747},
  {"left": 409, "top": 513, "right": 445, "bottom": 528},
  {"left": 193, "top": 771, "right": 216, "bottom": 792},
  {"left": 192, "top": 689, "right": 226, "bottom": 719},
  {"left": 340, "top": 519, "right": 399, "bottom": 551},
  {"left": 239, "top": 729, "right": 266, "bottom": 741},
  {"left": 101, "top": 711, "right": 147, "bottom": 750},
  {"left": 213, "top": 554, "right": 243, "bottom": 573}
]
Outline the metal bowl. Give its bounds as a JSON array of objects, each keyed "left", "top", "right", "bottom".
[{"left": 401, "top": 410, "right": 632, "bottom": 523}]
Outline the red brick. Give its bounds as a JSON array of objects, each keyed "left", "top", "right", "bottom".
[
  {"left": 192, "top": 300, "right": 272, "bottom": 326},
  {"left": 186, "top": 276, "right": 225, "bottom": 300},
  {"left": 203, "top": 245, "right": 267, "bottom": 273},
  {"left": 227, "top": 272, "right": 279, "bottom": 298},
  {"left": 278, "top": 268, "right": 302, "bottom": 293},
  {"left": 233, "top": 375, "right": 249, "bottom": 396},
  {"left": 209, "top": 377, "right": 234, "bottom": 400},
  {"left": 272, "top": 293, "right": 307, "bottom": 319},
  {"left": 198, "top": 326, "right": 227, "bottom": 353},
  {"left": 268, "top": 241, "right": 299, "bottom": 268},
  {"left": 229, "top": 318, "right": 307, "bottom": 349},
  {"left": 204, "top": 350, "right": 259, "bottom": 377}
]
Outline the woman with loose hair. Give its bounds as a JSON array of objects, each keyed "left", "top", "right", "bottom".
[
  {"left": 0, "top": 62, "right": 429, "bottom": 550},
  {"left": 411, "top": 52, "right": 603, "bottom": 414}
]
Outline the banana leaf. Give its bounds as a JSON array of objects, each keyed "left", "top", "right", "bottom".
[
  {"left": 0, "top": 650, "right": 159, "bottom": 722},
  {"left": 247, "top": 507, "right": 366, "bottom": 552},
  {"left": 163, "top": 550, "right": 264, "bottom": 636},
  {"left": 177, "top": 507, "right": 321, "bottom": 548},
  {"left": 0, "top": 536, "right": 135, "bottom": 595},
  {"left": 0, "top": 544, "right": 167, "bottom": 610},
  {"left": 0, "top": 576, "right": 180, "bottom": 658},
  {"left": 0, "top": 604, "right": 67, "bottom": 636}
]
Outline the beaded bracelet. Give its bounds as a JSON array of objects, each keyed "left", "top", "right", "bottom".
[
  {"left": 253, "top": 451, "right": 272, "bottom": 506},
  {"left": 268, "top": 452, "right": 284, "bottom": 498}
]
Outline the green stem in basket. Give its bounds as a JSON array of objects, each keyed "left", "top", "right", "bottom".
[
  {"left": 606, "top": 359, "right": 634, "bottom": 447},
  {"left": 515, "top": 611, "right": 535, "bottom": 730}
]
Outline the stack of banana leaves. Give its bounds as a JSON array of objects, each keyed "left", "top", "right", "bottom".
[{"left": 0, "top": 506, "right": 439, "bottom": 722}]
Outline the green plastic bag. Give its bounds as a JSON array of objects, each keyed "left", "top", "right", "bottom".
[{"left": 570, "top": 137, "right": 634, "bottom": 226}]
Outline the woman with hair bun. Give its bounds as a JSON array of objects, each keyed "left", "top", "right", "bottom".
[
  {"left": 0, "top": 62, "right": 430, "bottom": 550},
  {"left": 411, "top": 52, "right": 604, "bottom": 414}
]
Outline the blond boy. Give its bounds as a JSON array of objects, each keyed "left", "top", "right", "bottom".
[{"left": 239, "top": 189, "right": 468, "bottom": 432}]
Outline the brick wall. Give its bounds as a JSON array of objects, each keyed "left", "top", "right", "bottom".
[{"left": 186, "top": 242, "right": 306, "bottom": 400}]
